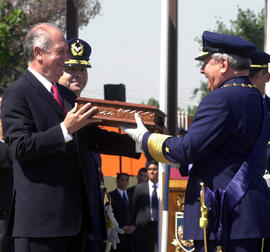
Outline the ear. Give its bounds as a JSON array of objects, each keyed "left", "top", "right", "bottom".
[
  {"left": 33, "top": 46, "right": 44, "bottom": 61},
  {"left": 220, "top": 58, "right": 229, "bottom": 73}
]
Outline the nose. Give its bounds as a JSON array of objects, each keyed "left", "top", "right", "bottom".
[
  {"left": 200, "top": 63, "right": 206, "bottom": 74},
  {"left": 75, "top": 70, "right": 82, "bottom": 78}
]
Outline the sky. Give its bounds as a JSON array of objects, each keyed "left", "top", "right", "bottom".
[{"left": 79, "top": 0, "right": 265, "bottom": 109}]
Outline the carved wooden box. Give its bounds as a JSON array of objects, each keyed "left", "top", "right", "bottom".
[{"left": 76, "top": 97, "right": 166, "bottom": 132}]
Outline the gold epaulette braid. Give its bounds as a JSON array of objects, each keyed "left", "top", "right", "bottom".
[
  {"left": 222, "top": 83, "right": 254, "bottom": 88},
  {"left": 148, "top": 133, "right": 174, "bottom": 164}
]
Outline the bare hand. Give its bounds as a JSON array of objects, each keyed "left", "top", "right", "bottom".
[
  {"left": 122, "top": 225, "right": 136, "bottom": 234},
  {"left": 64, "top": 102, "right": 100, "bottom": 134}
]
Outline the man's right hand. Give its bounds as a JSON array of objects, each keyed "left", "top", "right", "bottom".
[{"left": 64, "top": 102, "right": 101, "bottom": 134}]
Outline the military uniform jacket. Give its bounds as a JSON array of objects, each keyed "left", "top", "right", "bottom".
[
  {"left": 142, "top": 75, "right": 270, "bottom": 240},
  {"left": 264, "top": 94, "right": 270, "bottom": 172},
  {"left": 1, "top": 70, "right": 140, "bottom": 237}
]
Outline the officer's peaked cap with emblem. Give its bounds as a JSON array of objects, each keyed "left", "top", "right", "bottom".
[
  {"left": 65, "top": 38, "right": 91, "bottom": 68},
  {"left": 250, "top": 50, "right": 270, "bottom": 69},
  {"left": 195, "top": 31, "right": 257, "bottom": 61}
]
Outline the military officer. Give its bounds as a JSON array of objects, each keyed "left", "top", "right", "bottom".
[
  {"left": 249, "top": 50, "right": 270, "bottom": 103},
  {"left": 123, "top": 31, "right": 270, "bottom": 251},
  {"left": 249, "top": 50, "right": 270, "bottom": 186},
  {"left": 58, "top": 38, "right": 125, "bottom": 252}
]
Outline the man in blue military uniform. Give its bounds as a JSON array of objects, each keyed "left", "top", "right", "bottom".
[
  {"left": 249, "top": 50, "right": 270, "bottom": 176},
  {"left": 123, "top": 31, "right": 270, "bottom": 251}
]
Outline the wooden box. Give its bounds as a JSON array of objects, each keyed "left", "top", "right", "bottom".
[{"left": 76, "top": 97, "right": 166, "bottom": 132}]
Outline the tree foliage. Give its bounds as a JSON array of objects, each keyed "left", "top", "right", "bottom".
[
  {"left": 0, "top": 0, "right": 27, "bottom": 92},
  {"left": 142, "top": 97, "right": 160, "bottom": 108},
  {"left": 13, "top": 0, "right": 101, "bottom": 32},
  {"left": 189, "top": 7, "right": 265, "bottom": 114},
  {"left": 215, "top": 6, "right": 264, "bottom": 50},
  {"left": 0, "top": 0, "right": 101, "bottom": 93}
]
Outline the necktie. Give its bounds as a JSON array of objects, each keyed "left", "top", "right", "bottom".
[
  {"left": 51, "top": 83, "right": 67, "bottom": 114},
  {"left": 152, "top": 184, "right": 158, "bottom": 221},
  {"left": 122, "top": 191, "right": 131, "bottom": 224}
]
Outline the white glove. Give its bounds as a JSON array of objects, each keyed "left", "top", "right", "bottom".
[
  {"left": 105, "top": 205, "right": 124, "bottom": 250},
  {"left": 121, "top": 113, "right": 148, "bottom": 146}
]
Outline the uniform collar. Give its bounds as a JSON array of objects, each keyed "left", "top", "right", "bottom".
[{"left": 220, "top": 74, "right": 252, "bottom": 88}]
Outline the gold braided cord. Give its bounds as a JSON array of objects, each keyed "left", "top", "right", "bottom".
[
  {"left": 250, "top": 64, "right": 268, "bottom": 68},
  {"left": 222, "top": 83, "right": 254, "bottom": 88},
  {"left": 261, "top": 238, "right": 265, "bottom": 252},
  {"left": 216, "top": 245, "right": 223, "bottom": 252},
  {"left": 199, "top": 182, "right": 209, "bottom": 252},
  {"left": 65, "top": 59, "right": 91, "bottom": 66},
  {"left": 148, "top": 133, "right": 173, "bottom": 164}
]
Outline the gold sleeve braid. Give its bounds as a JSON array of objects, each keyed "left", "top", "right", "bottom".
[{"left": 148, "top": 133, "right": 175, "bottom": 165}]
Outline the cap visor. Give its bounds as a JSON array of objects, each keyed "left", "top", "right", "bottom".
[{"left": 195, "top": 51, "right": 210, "bottom": 61}]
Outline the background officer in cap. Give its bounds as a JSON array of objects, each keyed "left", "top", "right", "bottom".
[
  {"left": 249, "top": 50, "right": 270, "bottom": 100},
  {"left": 59, "top": 38, "right": 126, "bottom": 252},
  {"left": 122, "top": 31, "right": 270, "bottom": 251},
  {"left": 249, "top": 50, "right": 270, "bottom": 177},
  {"left": 59, "top": 38, "right": 91, "bottom": 97}
]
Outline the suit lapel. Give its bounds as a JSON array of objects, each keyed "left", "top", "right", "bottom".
[
  {"left": 142, "top": 182, "right": 150, "bottom": 206},
  {"left": 25, "top": 71, "right": 67, "bottom": 117},
  {"left": 56, "top": 83, "right": 74, "bottom": 113}
]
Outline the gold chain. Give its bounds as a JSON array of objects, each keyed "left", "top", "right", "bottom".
[{"left": 222, "top": 83, "right": 255, "bottom": 88}]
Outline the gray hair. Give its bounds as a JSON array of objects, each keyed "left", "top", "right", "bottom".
[
  {"left": 23, "top": 23, "right": 53, "bottom": 63},
  {"left": 211, "top": 53, "right": 251, "bottom": 71}
]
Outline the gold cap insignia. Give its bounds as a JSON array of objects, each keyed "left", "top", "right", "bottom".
[{"left": 71, "top": 40, "right": 84, "bottom": 57}]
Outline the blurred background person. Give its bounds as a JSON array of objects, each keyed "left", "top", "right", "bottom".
[
  {"left": 109, "top": 173, "right": 135, "bottom": 252},
  {"left": 133, "top": 160, "right": 159, "bottom": 252},
  {"left": 127, "top": 167, "right": 148, "bottom": 198}
]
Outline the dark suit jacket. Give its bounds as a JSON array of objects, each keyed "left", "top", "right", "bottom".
[
  {"left": 109, "top": 189, "right": 134, "bottom": 252},
  {"left": 1, "top": 70, "right": 140, "bottom": 238},
  {"left": 132, "top": 182, "right": 157, "bottom": 243},
  {"left": 109, "top": 189, "right": 134, "bottom": 228},
  {"left": 127, "top": 186, "right": 135, "bottom": 203},
  {"left": 142, "top": 75, "right": 270, "bottom": 240}
]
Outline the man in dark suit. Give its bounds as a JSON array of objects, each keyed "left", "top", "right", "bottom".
[
  {"left": 249, "top": 50, "right": 270, "bottom": 175},
  {"left": 132, "top": 160, "right": 158, "bottom": 252},
  {"left": 124, "top": 31, "right": 270, "bottom": 251},
  {"left": 1, "top": 23, "right": 140, "bottom": 252},
  {"left": 109, "top": 173, "right": 135, "bottom": 252}
]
